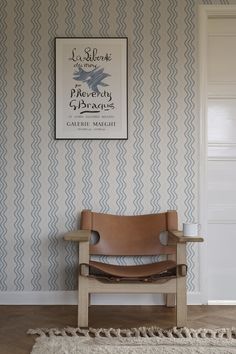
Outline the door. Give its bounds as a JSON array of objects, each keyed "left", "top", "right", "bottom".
[{"left": 206, "top": 14, "right": 236, "bottom": 302}]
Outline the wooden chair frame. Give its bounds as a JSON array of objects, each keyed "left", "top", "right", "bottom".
[{"left": 64, "top": 210, "right": 203, "bottom": 328}]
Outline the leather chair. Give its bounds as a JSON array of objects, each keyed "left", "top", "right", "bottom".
[{"left": 64, "top": 209, "right": 203, "bottom": 328}]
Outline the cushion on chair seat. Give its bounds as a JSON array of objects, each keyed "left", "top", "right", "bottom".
[{"left": 81, "top": 260, "right": 177, "bottom": 281}]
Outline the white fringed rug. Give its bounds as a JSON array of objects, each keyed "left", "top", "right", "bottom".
[{"left": 28, "top": 327, "right": 236, "bottom": 354}]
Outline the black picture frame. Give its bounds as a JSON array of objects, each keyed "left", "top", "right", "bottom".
[{"left": 55, "top": 37, "right": 128, "bottom": 140}]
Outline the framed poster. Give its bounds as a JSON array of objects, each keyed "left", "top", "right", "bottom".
[{"left": 55, "top": 37, "right": 128, "bottom": 140}]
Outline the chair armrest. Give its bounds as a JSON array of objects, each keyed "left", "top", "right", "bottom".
[
  {"left": 168, "top": 230, "right": 204, "bottom": 243},
  {"left": 64, "top": 230, "right": 90, "bottom": 242}
]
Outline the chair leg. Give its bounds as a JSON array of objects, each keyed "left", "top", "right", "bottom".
[
  {"left": 166, "top": 293, "right": 175, "bottom": 307},
  {"left": 78, "top": 275, "right": 89, "bottom": 328},
  {"left": 175, "top": 242, "right": 187, "bottom": 327},
  {"left": 166, "top": 252, "right": 176, "bottom": 307},
  {"left": 176, "top": 275, "right": 187, "bottom": 327}
]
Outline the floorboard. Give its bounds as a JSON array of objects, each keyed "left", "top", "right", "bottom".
[{"left": 0, "top": 305, "right": 236, "bottom": 354}]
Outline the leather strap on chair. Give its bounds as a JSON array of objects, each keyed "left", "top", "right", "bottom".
[
  {"left": 177, "top": 264, "right": 188, "bottom": 276},
  {"left": 87, "top": 273, "right": 177, "bottom": 283},
  {"left": 79, "top": 260, "right": 186, "bottom": 282}
]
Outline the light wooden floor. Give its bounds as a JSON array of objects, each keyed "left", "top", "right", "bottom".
[{"left": 0, "top": 305, "right": 236, "bottom": 354}]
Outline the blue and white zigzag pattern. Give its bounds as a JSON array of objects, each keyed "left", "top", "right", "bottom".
[
  {"left": 99, "top": 140, "right": 110, "bottom": 212},
  {"left": 184, "top": 0, "right": 196, "bottom": 291},
  {"left": 13, "top": 0, "right": 25, "bottom": 291},
  {"left": 99, "top": 0, "right": 110, "bottom": 36},
  {"left": 47, "top": 0, "right": 59, "bottom": 290},
  {"left": 150, "top": 0, "right": 161, "bottom": 213},
  {"left": 166, "top": 0, "right": 178, "bottom": 211},
  {"left": 0, "top": 0, "right": 209, "bottom": 293},
  {"left": 30, "top": 0, "right": 42, "bottom": 291},
  {"left": 132, "top": 0, "right": 144, "bottom": 215},
  {"left": 0, "top": 0, "right": 8, "bottom": 291},
  {"left": 116, "top": 0, "right": 126, "bottom": 37}
]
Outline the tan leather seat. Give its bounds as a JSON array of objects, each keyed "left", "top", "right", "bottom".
[{"left": 86, "top": 259, "right": 176, "bottom": 281}]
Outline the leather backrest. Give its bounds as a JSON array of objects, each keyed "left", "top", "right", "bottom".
[{"left": 81, "top": 210, "right": 177, "bottom": 256}]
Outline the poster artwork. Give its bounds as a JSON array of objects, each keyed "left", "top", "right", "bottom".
[{"left": 55, "top": 37, "right": 128, "bottom": 140}]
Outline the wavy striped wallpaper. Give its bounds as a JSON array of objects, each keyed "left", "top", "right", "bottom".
[{"left": 0, "top": 0, "right": 233, "bottom": 297}]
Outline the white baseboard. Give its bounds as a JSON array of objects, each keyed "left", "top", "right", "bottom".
[
  {"left": 208, "top": 300, "right": 236, "bottom": 305},
  {"left": 91, "top": 294, "right": 165, "bottom": 305},
  {"left": 0, "top": 291, "right": 78, "bottom": 305},
  {"left": 0, "top": 291, "right": 203, "bottom": 305}
]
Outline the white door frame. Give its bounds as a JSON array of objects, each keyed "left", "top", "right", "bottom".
[{"left": 198, "top": 5, "right": 236, "bottom": 304}]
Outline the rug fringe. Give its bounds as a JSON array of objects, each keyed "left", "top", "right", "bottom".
[{"left": 28, "top": 326, "right": 236, "bottom": 339}]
